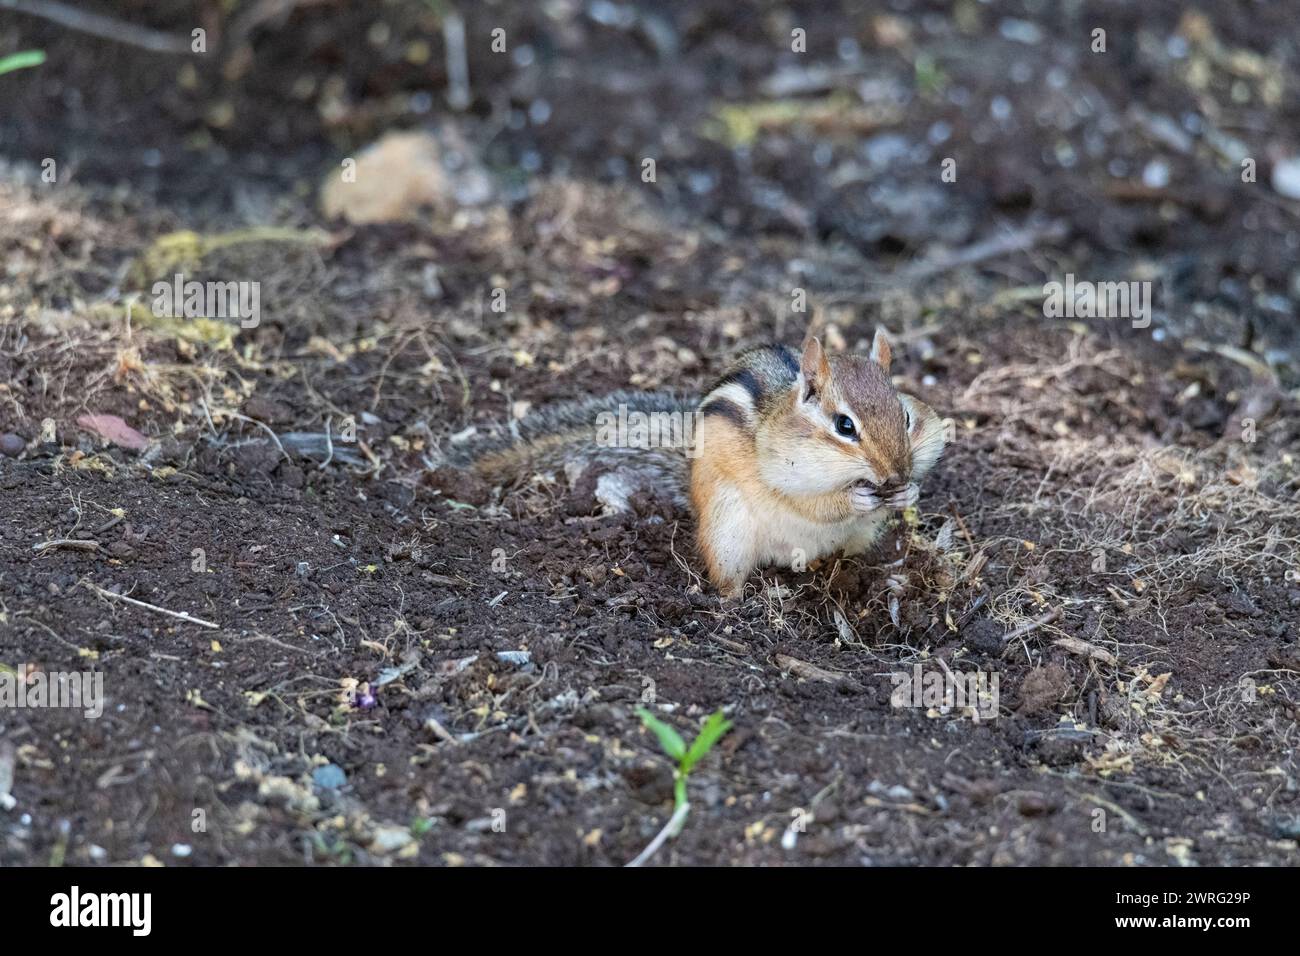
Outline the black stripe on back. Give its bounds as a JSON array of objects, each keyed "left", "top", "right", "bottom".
[
  {"left": 775, "top": 345, "right": 799, "bottom": 376},
  {"left": 699, "top": 397, "right": 748, "bottom": 430},
  {"left": 715, "top": 367, "right": 764, "bottom": 404}
]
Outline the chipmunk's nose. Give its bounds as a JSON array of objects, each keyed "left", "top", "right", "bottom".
[{"left": 875, "top": 473, "right": 906, "bottom": 496}]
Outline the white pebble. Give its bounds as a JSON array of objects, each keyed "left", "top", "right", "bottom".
[
  {"left": 1271, "top": 157, "right": 1300, "bottom": 200},
  {"left": 1142, "top": 159, "right": 1170, "bottom": 189}
]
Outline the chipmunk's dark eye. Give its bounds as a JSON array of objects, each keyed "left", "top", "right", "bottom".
[
  {"left": 904, "top": 406, "right": 913, "bottom": 430},
  {"left": 834, "top": 414, "right": 857, "bottom": 438}
]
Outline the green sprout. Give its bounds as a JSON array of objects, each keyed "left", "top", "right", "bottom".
[
  {"left": 913, "top": 53, "right": 947, "bottom": 98},
  {"left": 635, "top": 707, "right": 732, "bottom": 833},
  {"left": 310, "top": 832, "right": 354, "bottom": 866},
  {"left": 0, "top": 50, "right": 45, "bottom": 77}
]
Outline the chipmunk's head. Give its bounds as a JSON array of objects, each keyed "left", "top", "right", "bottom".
[{"left": 758, "top": 329, "right": 946, "bottom": 504}]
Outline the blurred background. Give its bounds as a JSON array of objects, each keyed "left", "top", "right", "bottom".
[{"left": 2, "top": 0, "right": 1298, "bottom": 385}]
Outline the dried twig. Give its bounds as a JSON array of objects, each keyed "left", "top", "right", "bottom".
[
  {"left": 1054, "top": 635, "right": 1119, "bottom": 666},
  {"left": 32, "top": 538, "right": 101, "bottom": 554},
  {"left": 774, "top": 654, "right": 847, "bottom": 683},
  {"left": 894, "top": 220, "right": 1069, "bottom": 288},
  {"left": 0, "top": 0, "right": 194, "bottom": 54},
  {"left": 442, "top": 10, "right": 470, "bottom": 110},
  {"left": 1183, "top": 338, "right": 1278, "bottom": 386},
  {"left": 423, "top": 714, "right": 458, "bottom": 744},
  {"left": 226, "top": 410, "right": 290, "bottom": 461},
  {"left": 92, "top": 514, "right": 123, "bottom": 535},
  {"left": 1078, "top": 792, "right": 1148, "bottom": 835},
  {"left": 81, "top": 579, "right": 219, "bottom": 630},
  {"left": 947, "top": 503, "right": 976, "bottom": 550},
  {"left": 318, "top": 415, "right": 334, "bottom": 470},
  {"left": 226, "top": 0, "right": 331, "bottom": 50},
  {"left": 0, "top": 741, "right": 15, "bottom": 811},
  {"left": 1000, "top": 607, "right": 1061, "bottom": 644}
]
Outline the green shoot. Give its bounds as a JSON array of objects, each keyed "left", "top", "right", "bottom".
[
  {"left": 628, "top": 707, "right": 734, "bottom": 864},
  {"left": 0, "top": 50, "right": 45, "bottom": 77},
  {"left": 637, "top": 707, "right": 733, "bottom": 815},
  {"left": 913, "top": 53, "right": 947, "bottom": 98}
]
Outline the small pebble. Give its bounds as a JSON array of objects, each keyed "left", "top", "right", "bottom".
[
  {"left": 312, "top": 764, "right": 347, "bottom": 790},
  {"left": 369, "top": 825, "right": 414, "bottom": 854},
  {"left": 1269, "top": 816, "right": 1300, "bottom": 839},
  {"left": 1271, "top": 157, "right": 1300, "bottom": 200},
  {"left": 999, "top": 18, "right": 1043, "bottom": 45},
  {"left": 1017, "top": 791, "right": 1051, "bottom": 816},
  {"left": 0, "top": 432, "right": 24, "bottom": 457},
  {"left": 1142, "top": 159, "right": 1170, "bottom": 189}
]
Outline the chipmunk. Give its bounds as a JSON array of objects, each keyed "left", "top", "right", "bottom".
[{"left": 440, "top": 329, "right": 947, "bottom": 597}]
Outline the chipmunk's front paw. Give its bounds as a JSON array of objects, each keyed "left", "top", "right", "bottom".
[
  {"left": 849, "top": 485, "right": 884, "bottom": 513},
  {"left": 888, "top": 483, "right": 920, "bottom": 510},
  {"left": 851, "top": 482, "right": 919, "bottom": 513}
]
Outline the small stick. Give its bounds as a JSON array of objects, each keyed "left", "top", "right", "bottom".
[
  {"left": 1183, "top": 338, "right": 1278, "bottom": 386},
  {"left": 0, "top": 741, "right": 14, "bottom": 811},
  {"left": 947, "top": 503, "right": 976, "bottom": 551},
  {"left": 935, "top": 655, "right": 958, "bottom": 684},
  {"left": 424, "top": 714, "right": 458, "bottom": 744},
  {"left": 1079, "top": 792, "right": 1148, "bottom": 836},
  {"left": 625, "top": 801, "right": 690, "bottom": 868},
  {"left": 1054, "top": 635, "right": 1118, "bottom": 666},
  {"left": 709, "top": 633, "right": 749, "bottom": 654},
  {"left": 775, "top": 654, "right": 846, "bottom": 683},
  {"left": 227, "top": 0, "right": 332, "bottom": 50},
  {"left": 895, "top": 220, "right": 1068, "bottom": 288},
  {"left": 442, "top": 11, "right": 470, "bottom": 110},
  {"left": 999, "top": 607, "right": 1061, "bottom": 644},
  {"left": 0, "top": 0, "right": 194, "bottom": 54},
  {"left": 955, "top": 591, "right": 989, "bottom": 628},
  {"left": 318, "top": 415, "right": 334, "bottom": 470},
  {"left": 82, "top": 580, "right": 219, "bottom": 630},
  {"left": 32, "top": 538, "right": 101, "bottom": 554},
  {"left": 226, "top": 411, "right": 290, "bottom": 461},
  {"left": 92, "top": 514, "right": 123, "bottom": 535}
]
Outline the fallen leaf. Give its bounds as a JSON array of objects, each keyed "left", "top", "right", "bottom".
[
  {"left": 1054, "top": 636, "right": 1119, "bottom": 666},
  {"left": 775, "top": 654, "right": 847, "bottom": 683},
  {"left": 76, "top": 414, "right": 149, "bottom": 452}
]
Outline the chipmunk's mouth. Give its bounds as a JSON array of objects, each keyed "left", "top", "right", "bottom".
[{"left": 853, "top": 479, "right": 918, "bottom": 510}]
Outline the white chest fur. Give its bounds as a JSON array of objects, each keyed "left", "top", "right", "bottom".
[{"left": 755, "top": 507, "right": 890, "bottom": 568}]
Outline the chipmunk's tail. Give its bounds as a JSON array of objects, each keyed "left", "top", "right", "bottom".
[{"left": 439, "top": 390, "right": 701, "bottom": 511}]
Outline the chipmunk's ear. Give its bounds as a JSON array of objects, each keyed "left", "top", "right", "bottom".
[
  {"left": 799, "top": 335, "right": 831, "bottom": 401},
  {"left": 870, "top": 327, "right": 893, "bottom": 372}
]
